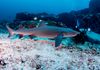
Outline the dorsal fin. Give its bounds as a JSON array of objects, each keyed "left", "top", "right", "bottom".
[{"left": 38, "top": 21, "right": 47, "bottom": 27}]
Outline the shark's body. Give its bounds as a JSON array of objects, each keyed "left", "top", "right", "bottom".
[{"left": 6, "top": 23, "right": 79, "bottom": 47}]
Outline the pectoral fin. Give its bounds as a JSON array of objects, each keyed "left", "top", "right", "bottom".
[{"left": 55, "top": 33, "right": 63, "bottom": 47}]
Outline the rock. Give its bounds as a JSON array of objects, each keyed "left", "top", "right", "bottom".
[
  {"left": 15, "top": 12, "right": 35, "bottom": 21},
  {"left": 57, "top": 13, "right": 77, "bottom": 29},
  {"left": 36, "top": 12, "right": 49, "bottom": 19},
  {"left": 76, "top": 8, "right": 90, "bottom": 15},
  {"left": 36, "top": 64, "right": 41, "bottom": 69},
  {"left": 89, "top": 0, "right": 100, "bottom": 13},
  {"left": 0, "top": 20, "right": 10, "bottom": 32},
  {"left": 72, "top": 32, "right": 86, "bottom": 44},
  {"left": 0, "top": 60, "right": 7, "bottom": 66},
  {"left": 81, "top": 14, "right": 100, "bottom": 34}
]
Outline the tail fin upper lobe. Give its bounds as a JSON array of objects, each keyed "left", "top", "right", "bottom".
[{"left": 6, "top": 25, "right": 15, "bottom": 37}]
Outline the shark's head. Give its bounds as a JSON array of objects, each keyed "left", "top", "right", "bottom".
[{"left": 63, "top": 29, "right": 80, "bottom": 37}]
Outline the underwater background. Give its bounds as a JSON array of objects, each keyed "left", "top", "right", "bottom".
[
  {"left": 0, "top": 0, "right": 90, "bottom": 21},
  {"left": 0, "top": 0, "right": 100, "bottom": 70}
]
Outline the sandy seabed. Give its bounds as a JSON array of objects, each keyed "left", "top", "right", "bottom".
[{"left": 0, "top": 34, "right": 99, "bottom": 70}]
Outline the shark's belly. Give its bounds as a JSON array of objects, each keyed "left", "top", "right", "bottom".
[{"left": 34, "top": 30, "right": 58, "bottom": 38}]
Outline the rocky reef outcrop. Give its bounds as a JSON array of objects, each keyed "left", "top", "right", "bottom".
[
  {"left": 57, "top": 13, "right": 77, "bottom": 29},
  {"left": 89, "top": 0, "right": 100, "bottom": 13},
  {"left": 15, "top": 12, "right": 35, "bottom": 21}
]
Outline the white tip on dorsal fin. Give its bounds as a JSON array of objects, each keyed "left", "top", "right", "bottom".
[{"left": 38, "top": 21, "right": 47, "bottom": 27}]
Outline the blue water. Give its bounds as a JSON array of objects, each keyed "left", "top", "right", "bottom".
[{"left": 0, "top": 0, "right": 90, "bottom": 21}]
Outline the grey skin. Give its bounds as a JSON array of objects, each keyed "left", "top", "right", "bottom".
[{"left": 6, "top": 23, "right": 80, "bottom": 47}]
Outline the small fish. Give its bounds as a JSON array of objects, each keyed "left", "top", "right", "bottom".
[
  {"left": 6, "top": 21, "right": 79, "bottom": 47},
  {"left": 75, "top": 19, "right": 80, "bottom": 28}
]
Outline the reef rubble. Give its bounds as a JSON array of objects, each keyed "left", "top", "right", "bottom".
[{"left": 0, "top": 33, "right": 99, "bottom": 70}]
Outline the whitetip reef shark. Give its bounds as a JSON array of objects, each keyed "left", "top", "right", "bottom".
[{"left": 6, "top": 21, "right": 80, "bottom": 48}]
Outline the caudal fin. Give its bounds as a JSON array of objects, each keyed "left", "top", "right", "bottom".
[{"left": 6, "top": 25, "right": 15, "bottom": 37}]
